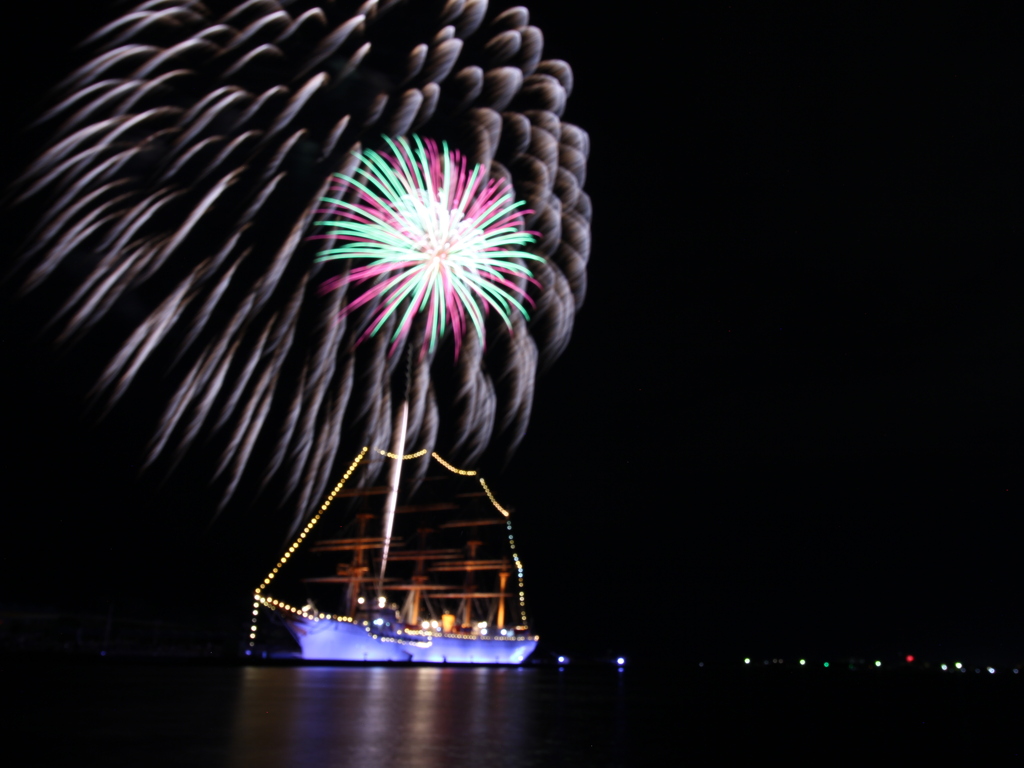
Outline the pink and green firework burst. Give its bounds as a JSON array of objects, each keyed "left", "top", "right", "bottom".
[{"left": 315, "top": 135, "right": 541, "bottom": 356}]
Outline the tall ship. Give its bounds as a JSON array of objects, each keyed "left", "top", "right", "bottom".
[{"left": 253, "top": 447, "right": 538, "bottom": 663}]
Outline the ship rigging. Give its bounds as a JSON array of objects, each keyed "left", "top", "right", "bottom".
[{"left": 253, "top": 448, "right": 537, "bottom": 663}]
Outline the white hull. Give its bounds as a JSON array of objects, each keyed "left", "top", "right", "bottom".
[{"left": 282, "top": 614, "right": 537, "bottom": 664}]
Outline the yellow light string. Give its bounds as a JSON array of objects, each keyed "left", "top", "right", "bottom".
[
  {"left": 479, "top": 477, "right": 510, "bottom": 517},
  {"left": 251, "top": 446, "right": 369, "bottom": 647},
  {"left": 254, "top": 594, "right": 353, "bottom": 623},
  {"left": 376, "top": 448, "right": 428, "bottom": 460},
  {"left": 430, "top": 452, "right": 477, "bottom": 475}
]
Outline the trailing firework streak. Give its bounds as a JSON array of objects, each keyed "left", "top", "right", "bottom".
[{"left": 12, "top": 0, "right": 590, "bottom": 527}]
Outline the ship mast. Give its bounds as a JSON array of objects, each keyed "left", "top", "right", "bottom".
[
  {"left": 349, "top": 513, "right": 372, "bottom": 616},
  {"left": 307, "top": 508, "right": 398, "bottom": 617},
  {"left": 299, "top": 466, "right": 516, "bottom": 634}
]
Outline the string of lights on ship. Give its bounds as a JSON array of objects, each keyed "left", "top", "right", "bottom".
[{"left": 249, "top": 447, "right": 532, "bottom": 650}]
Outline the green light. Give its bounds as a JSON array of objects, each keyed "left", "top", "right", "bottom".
[
  {"left": 823, "top": 661, "right": 829, "bottom": 668},
  {"left": 874, "top": 660, "right": 881, "bottom": 667}
]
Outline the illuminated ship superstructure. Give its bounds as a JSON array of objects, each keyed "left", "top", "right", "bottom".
[{"left": 254, "top": 448, "right": 538, "bottom": 664}]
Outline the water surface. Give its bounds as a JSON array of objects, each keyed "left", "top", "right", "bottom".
[
  {"left": 13, "top": 664, "right": 628, "bottom": 767},
  {"left": 9, "top": 661, "right": 1023, "bottom": 764}
]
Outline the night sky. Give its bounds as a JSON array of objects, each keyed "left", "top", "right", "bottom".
[{"left": 1, "top": 2, "right": 1021, "bottom": 665}]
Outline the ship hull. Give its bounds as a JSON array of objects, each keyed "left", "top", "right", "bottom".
[{"left": 282, "top": 615, "right": 537, "bottom": 664}]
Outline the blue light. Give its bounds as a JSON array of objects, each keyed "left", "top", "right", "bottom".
[{"left": 616, "top": 657, "right": 625, "bottom": 666}]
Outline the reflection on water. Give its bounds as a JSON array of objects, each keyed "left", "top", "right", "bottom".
[
  {"left": 226, "top": 666, "right": 627, "bottom": 767},
  {"left": 7, "top": 663, "right": 629, "bottom": 766},
  {"left": 15, "top": 659, "right": 1024, "bottom": 765}
]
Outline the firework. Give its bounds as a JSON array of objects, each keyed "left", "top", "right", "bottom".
[
  {"left": 316, "top": 134, "right": 541, "bottom": 356},
  {"left": 13, "top": 0, "right": 591, "bottom": 525}
]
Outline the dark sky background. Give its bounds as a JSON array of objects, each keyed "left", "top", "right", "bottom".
[{"left": 1, "top": 2, "right": 1021, "bottom": 664}]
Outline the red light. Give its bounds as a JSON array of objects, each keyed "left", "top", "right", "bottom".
[{"left": 905, "top": 655, "right": 914, "bottom": 663}]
